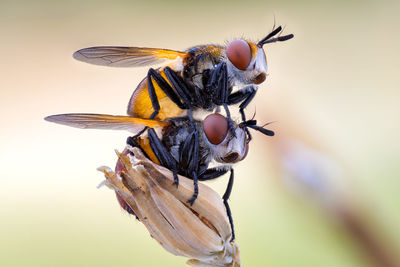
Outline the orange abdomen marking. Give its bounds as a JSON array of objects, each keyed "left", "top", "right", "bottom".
[
  {"left": 127, "top": 68, "right": 183, "bottom": 120},
  {"left": 137, "top": 137, "right": 160, "bottom": 165}
]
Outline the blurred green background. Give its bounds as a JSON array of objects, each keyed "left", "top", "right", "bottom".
[{"left": 1, "top": 0, "right": 399, "bottom": 266}]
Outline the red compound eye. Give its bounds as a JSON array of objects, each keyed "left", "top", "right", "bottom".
[
  {"left": 203, "top": 113, "right": 228, "bottom": 145},
  {"left": 226, "top": 39, "right": 251, "bottom": 70}
]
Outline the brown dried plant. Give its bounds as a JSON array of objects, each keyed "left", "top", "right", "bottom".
[{"left": 98, "top": 147, "right": 241, "bottom": 267}]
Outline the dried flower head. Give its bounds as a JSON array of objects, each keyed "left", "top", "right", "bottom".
[{"left": 98, "top": 147, "right": 241, "bottom": 267}]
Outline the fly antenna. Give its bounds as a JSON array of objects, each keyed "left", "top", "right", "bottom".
[
  {"left": 257, "top": 25, "right": 294, "bottom": 47},
  {"left": 239, "top": 119, "right": 275, "bottom": 136},
  {"left": 246, "top": 124, "right": 275, "bottom": 136}
]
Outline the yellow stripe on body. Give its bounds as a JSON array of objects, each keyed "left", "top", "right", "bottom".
[
  {"left": 128, "top": 67, "right": 183, "bottom": 120},
  {"left": 137, "top": 137, "right": 161, "bottom": 165}
]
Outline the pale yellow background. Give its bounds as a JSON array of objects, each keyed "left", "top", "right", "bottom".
[{"left": 1, "top": 0, "right": 399, "bottom": 266}]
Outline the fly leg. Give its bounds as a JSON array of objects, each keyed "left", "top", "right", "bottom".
[
  {"left": 147, "top": 128, "right": 180, "bottom": 186},
  {"left": 222, "top": 168, "right": 235, "bottom": 241},
  {"left": 147, "top": 68, "right": 187, "bottom": 119},
  {"left": 164, "top": 67, "right": 201, "bottom": 195},
  {"left": 164, "top": 67, "right": 198, "bottom": 132},
  {"left": 198, "top": 168, "right": 229, "bottom": 181},
  {"left": 220, "top": 64, "right": 236, "bottom": 137},
  {"left": 222, "top": 103, "right": 235, "bottom": 137},
  {"left": 178, "top": 127, "right": 200, "bottom": 205},
  {"left": 198, "top": 167, "right": 236, "bottom": 241},
  {"left": 164, "top": 67, "right": 194, "bottom": 108},
  {"left": 208, "top": 62, "right": 236, "bottom": 137},
  {"left": 148, "top": 67, "right": 201, "bottom": 190},
  {"left": 228, "top": 85, "right": 257, "bottom": 122},
  {"left": 228, "top": 85, "right": 257, "bottom": 140},
  {"left": 188, "top": 171, "right": 199, "bottom": 206}
]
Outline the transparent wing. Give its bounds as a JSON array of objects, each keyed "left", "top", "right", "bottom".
[
  {"left": 44, "top": 113, "right": 169, "bottom": 133},
  {"left": 73, "top": 46, "right": 189, "bottom": 67}
]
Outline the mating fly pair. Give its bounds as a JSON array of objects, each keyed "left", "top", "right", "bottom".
[{"left": 46, "top": 25, "right": 292, "bottom": 241}]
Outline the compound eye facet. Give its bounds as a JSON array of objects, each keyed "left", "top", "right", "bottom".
[
  {"left": 226, "top": 39, "right": 251, "bottom": 71},
  {"left": 203, "top": 113, "right": 228, "bottom": 145}
]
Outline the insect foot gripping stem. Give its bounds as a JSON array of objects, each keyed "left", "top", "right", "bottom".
[{"left": 98, "top": 147, "right": 241, "bottom": 267}]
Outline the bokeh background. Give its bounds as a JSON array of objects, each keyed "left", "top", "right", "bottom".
[{"left": 1, "top": 0, "right": 399, "bottom": 266}]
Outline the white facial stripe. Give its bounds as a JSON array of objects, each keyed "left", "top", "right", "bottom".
[
  {"left": 214, "top": 127, "right": 247, "bottom": 163},
  {"left": 255, "top": 48, "right": 268, "bottom": 74}
]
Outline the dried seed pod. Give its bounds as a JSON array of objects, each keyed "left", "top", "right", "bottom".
[{"left": 98, "top": 147, "right": 241, "bottom": 267}]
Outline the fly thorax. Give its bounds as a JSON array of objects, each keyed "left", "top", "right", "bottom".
[{"left": 183, "top": 52, "right": 216, "bottom": 90}]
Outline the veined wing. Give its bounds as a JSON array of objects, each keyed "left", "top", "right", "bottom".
[
  {"left": 44, "top": 113, "right": 169, "bottom": 133},
  {"left": 73, "top": 46, "right": 190, "bottom": 67}
]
